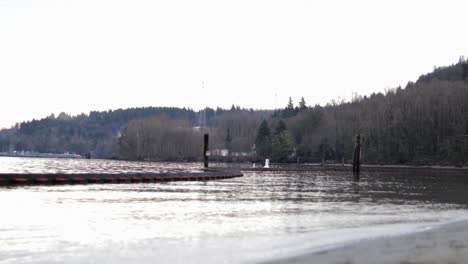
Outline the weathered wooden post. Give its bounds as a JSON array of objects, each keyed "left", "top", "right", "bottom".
[
  {"left": 352, "top": 134, "right": 361, "bottom": 175},
  {"left": 204, "top": 133, "right": 209, "bottom": 168}
]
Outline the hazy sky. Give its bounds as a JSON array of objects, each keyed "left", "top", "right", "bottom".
[{"left": 1, "top": 0, "right": 467, "bottom": 128}]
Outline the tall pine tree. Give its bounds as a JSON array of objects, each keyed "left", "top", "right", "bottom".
[
  {"left": 271, "top": 120, "right": 294, "bottom": 162},
  {"left": 299, "top": 97, "right": 307, "bottom": 110},
  {"left": 255, "top": 120, "right": 272, "bottom": 158}
]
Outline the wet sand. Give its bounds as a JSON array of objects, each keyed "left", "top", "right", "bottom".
[{"left": 267, "top": 220, "right": 468, "bottom": 264}]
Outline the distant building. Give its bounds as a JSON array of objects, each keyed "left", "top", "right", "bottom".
[
  {"left": 208, "top": 149, "right": 229, "bottom": 157},
  {"left": 231, "top": 151, "right": 253, "bottom": 157}
]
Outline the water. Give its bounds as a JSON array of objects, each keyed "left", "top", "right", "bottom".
[
  {"left": 1, "top": 157, "right": 468, "bottom": 263},
  {"left": 0, "top": 157, "right": 202, "bottom": 173}
]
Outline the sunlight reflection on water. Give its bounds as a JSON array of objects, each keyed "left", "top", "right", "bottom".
[
  {"left": 0, "top": 157, "right": 201, "bottom": 173},
  {"left": 1, "top": 157, "right": 468, "bottom": 263}
]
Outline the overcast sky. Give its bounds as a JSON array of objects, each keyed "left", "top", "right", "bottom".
[{"left": 1, "top": 0, "right": 467, "bottom": 128}]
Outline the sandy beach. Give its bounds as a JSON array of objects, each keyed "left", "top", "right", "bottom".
[{"left": 267, "top": 220, "right": 468, "bottom": 264}]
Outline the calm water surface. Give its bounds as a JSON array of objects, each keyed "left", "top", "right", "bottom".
[{"left": 1, "top": 157, "right": 468, "bottom": 263}]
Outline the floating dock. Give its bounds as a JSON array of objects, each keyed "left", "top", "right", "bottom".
[{"left": 0, "top": 168, "right": 242, "bottom": 186}]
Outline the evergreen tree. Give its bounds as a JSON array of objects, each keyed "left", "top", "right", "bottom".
[
  {"left": 287, "top": 97, "right": 294, "bottom": 109},
  {"left": 299, "top": 97, "right": 307, "bottom": 110},
  {"left": 275, "top": 120, "right": 287, "bottom": 135},
  {"left": 255, "top": 120, "right": 271, "bottom": 158},
  {"left": 271, "top": 121, "right": 294, "bottom": 162},
  {"left": 282, "top": 97, "right": 296, "bottom": 118}
]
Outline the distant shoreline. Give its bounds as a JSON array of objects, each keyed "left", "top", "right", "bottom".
[
  {"left": 0, "top": 155, "right": 467, "bottom": 172},
  {"left": 0, "top": 152, "right": 82, "bottom": 159}
]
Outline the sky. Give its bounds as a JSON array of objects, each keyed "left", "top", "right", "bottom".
[{"left": 1, "top": 0, "right": 468, "bottom": 128}]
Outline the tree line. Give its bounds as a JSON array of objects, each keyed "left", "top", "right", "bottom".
[
  {"left": 1, "top": 58, "right": 468, "bottom": 165},
  {"left": 0, "top": 107, "right": 197, "bottom": 158},
  {"left": 118, "top": 59, "right": 468, "bottom": 165}
]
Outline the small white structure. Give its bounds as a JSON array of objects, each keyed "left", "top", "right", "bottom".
[
  {"left": 220, "top": 149, "right": 229, "bottom": 157},
  {"left": 264, "top": 159, "right": 270, "bottom": 168},
  {"left": 210, "top": 149, "right": 229, "bottom": 157}
]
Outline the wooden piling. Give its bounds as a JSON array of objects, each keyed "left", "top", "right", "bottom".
[
  {"left": 353, "top": 134, "right": 361, "bottom": 176},
  {"left": 204, "top": 133, "right": 209, "bottom": 168}
]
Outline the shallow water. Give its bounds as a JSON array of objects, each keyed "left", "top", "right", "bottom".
[{"left": 1, "top": 157, "right": 468, "bottom": 263}]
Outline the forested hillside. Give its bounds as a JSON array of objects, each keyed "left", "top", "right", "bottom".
[
  {"left": 0, "top": 107, "right": 197, "bottom": 158},
  {"left": 0, "top": 106, "right": 271, "bottom": 159},
  {"left": 117, "top": 108, "right": 272, "bottom": 161},
  {"left": 118, "top": 58, "right": 468, "bottom": 165},
  {"left": 2, "top": 58, "right": 468, "bottom": 164}
]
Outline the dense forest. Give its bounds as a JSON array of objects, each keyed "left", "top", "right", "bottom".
[
  {"left": 0, "top": 107, "right": 197, "bottom": 158},
  {"left": 0, "top": 106, "right": 271, "bottom": 159},
  {"left": 1, "top": 58, "right": 468, "bottom": 165}
]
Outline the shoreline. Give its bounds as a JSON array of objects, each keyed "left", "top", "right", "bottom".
[
  {"left": 266, "top": 218, "right": 468, "bottom": 264},
  {"left": 1, "top": 156, "right": 467, "bottom": 171}
]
